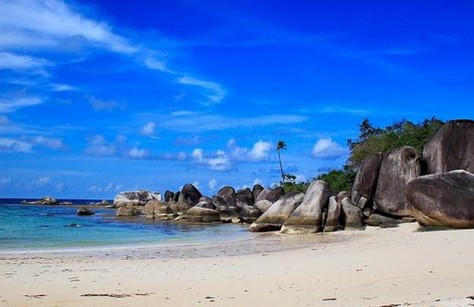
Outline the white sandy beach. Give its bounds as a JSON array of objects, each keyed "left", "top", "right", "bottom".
[{"left": 1, "top": 223, "right": 473, "bottom": 307}]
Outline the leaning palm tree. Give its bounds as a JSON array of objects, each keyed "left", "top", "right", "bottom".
[{"left": 276, "top": 140, "right": 287, "bottom": 183}]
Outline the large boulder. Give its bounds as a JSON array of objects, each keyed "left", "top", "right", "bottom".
[
  {"left": 324, "top": 196, "right": 341, "bottom": 232},
  {"left": 252, "top": 184, "right": 265, "bottom": 201},
  {"left": 281, "top": 180, "right": 332, "bottom": 233},
  {"left": 254, "top": 199, "right": 273, "bottom": 214},
  {"left": 255, "top": 187, "right": 285, "bottom": 203},
  {"left": 116, "top": 206, "right": 141, "bottom": 216},
  {"left": 407, "top": 170, "right": 474, "bottom": 228},
  {"left": 211, "top": 195, "right": 238, "bottom": 214},
  {"left": 373, "top": 146, "right": 421, "bottom": 217},
  {"left": 178, "top": 184, "right": 202, "bottom": 206},
  {"left": 164, "top": 190, "right": 175, "bottom": 202},
  {"left": 249, "top": 192, "right": 304, "bottom": 232},
  {"left": 217, "top": 186, "right": 236, "bottom": 209},
  {"left": 144, "top": 200, "right": 161, "bottom": 219},
  {"left": 350, "top": 154, "right": 382, "bottom": 209},
  {"left": 423, "top": 120, "right": 474, "bottom": 174},
  {"left": 76, "top": 207, "right": 95, "bottom": 216},
  {"left": 196, "top": 196, "right": 215, "bottom": 209},
  {"left": 186, "top": 207, "right": 221, "bottom": 223},
  {"left": 113, "top": 190, "right": 161, "bottom": 206},
  {"left": 340, "top": 197, "right": 364, "bottom": 229}
]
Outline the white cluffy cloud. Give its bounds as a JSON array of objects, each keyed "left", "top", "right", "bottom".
[
  {"left": 192, "top": 148, "right": 232, "bottom": 171},
  {"left": 128, "top": 146, "right": 149, "bottom": 159},
  {"left": 140, "top": 122, "right": 156, "bottom": 136},
  {"left": 311, "top": 138, "right": 348, "bottom": 159},
  {"left": 85, "top": 135, "right": 116, "bottom": 156},
  {"left": 0, "top": 0, "right": 137, "bottom": 54},
  {"left": 0, "top": 96, "right": 43, "bottom": 113},
  {"left": 227, "top": 139, "right": 272, "bottom": 162}
]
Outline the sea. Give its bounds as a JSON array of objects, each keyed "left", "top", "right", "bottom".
[{"left": 0, "top": 198, "right": 251, "bottom": 252}]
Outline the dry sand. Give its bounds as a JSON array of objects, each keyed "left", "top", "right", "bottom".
[{"left": 1, "top": 223, "right": 473, "bottom": 307}]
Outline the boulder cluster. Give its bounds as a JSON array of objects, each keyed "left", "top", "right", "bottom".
[{"left": 114, "top": 119, "right": 474, "bottom": 231}]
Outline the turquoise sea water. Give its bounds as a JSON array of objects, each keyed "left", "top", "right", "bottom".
[{"left": 0, "top": 202, "right": 251, "bottom": 252}]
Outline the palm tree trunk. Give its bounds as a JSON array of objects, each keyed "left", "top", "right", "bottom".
[{"left": 277, "top": 150, "right": 284, "bottom": 182}]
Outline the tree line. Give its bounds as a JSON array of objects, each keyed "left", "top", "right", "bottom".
[{"left": 278, "top": 117, "right": 445, "bottom": 193}]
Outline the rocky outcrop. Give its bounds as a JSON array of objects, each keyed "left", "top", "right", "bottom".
[
  {"left": 254, "top": 199, "right": 272, "bottom": 214},
  {"left": 76, "top": 207, "right": 95, "bottom": 216},
  {"left": 22, "top": 196, "right": 59, "bottom": 205},
  {"left": 178, "top": 184, "right": 202, "bottom": 206},
  {"left": 340, "top": 197, "right": 364, "bottom": 229},
  {"left": 113, "top": 190, "right": 161, "bottom": 206},
  {"left": 144, "top": 200, "right": 161, "bottom": 219},
  {"left": 116, "top": 206, "right": 141, "bottom": 216},
  {"left": 324, "top": 196, "right": 341, "bottom": 232},
  {"left": 196, "top": 197, "right": 215, "bottom": 209},
  {"left": 281, "top": 180, "right": 332, "bottom": 233},
  {"left": 255, "top": 187, "right": 285, "bottom": 203},
  {"left": 423, "top": 120, "right": 474, "bottom": 174},
  {"left": 186, "top": 207, "right": 221, "bottom": 223},
  {"left": 373, "top": 146, "right": 421, "bottom": 217},
  {"left": 252, "top": 184, "right": 264, "bottom": 201},
  {"left": 249, "top": 192, "right": 304, "bottom": 232},
  {"left": 164, "top": 190, "right": 175, "bottom": 202},
  {"left": 350, "top": 154, "right": 382, "bottom": 209},
  {"left": 407, "top": 170, "right": 474, "bottom": 228}
]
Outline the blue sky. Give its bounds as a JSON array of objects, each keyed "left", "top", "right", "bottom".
[{"left": 1, "top": 0, "right": 473, "bottom": 199}]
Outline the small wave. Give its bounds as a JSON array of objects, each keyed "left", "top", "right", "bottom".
[{"left": 65, "top": 223, "right": 83, "bottom": 228}]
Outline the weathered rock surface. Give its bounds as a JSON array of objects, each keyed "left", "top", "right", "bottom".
[
  {"left": 76, "top": 207, "right": 95, "bottom": 216},
  {"left": 113, "top": 190, "right": 161, "bottom": 206},
  {"left": 350, "top": 154, "right": 382, "bottom": 209},
  {"left": 169, "top": 202, "right": 192, "bottom": 214},
  {"left": 252, "top": 184, "right": 264, "bottom": 201},
  {"left": 254, "top": 199, "right": 273, "bottom": 214},
  {"left": 144, "top": 200, "right": 161, "bottom": 219},
  {"left": 340, "top": 197, "right": 364, "bottom": 229},
  {"left": 186, "top": 207, "right": 221, "bottom": 223},
  {"left": 249, "top": 192, "right": 304, "bottom": 232},
  {"left": 324, "top": 196, "right": 341, "bottom": 232},
  {"left": 195, "top": 197, "right": 215, "bottom": 209},
  {"left": 164, "top": 190, "right": 175, "bottom": 202},
  {"left": 255, "top": 187, "right": 285, "bottom": 203},
  {"left": 116, "top": 206, "right": 141, "bottom": 216},
  {"left": 178, "top": 184, "right": 202, "bottom": 206},
  {"left": 407, "top": 170, "right": 474, "bottom": 228},
  {"left": 423, "top": 120, "right": 474, "bottom": 174},
  {"left": 373, "top": 146, "right": 421, "bottom": 217},
  {"left": 364, "top": 213, "right": 400, "bottom": 228},
  {"left": 281, "top": 180, "right": 332, "bottom": 233}
]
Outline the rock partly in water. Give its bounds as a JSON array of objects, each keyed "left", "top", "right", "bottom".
[
  {"left": 249, "top": 192, "right": 304, "bottom": 232},
  {"left": 144, "top": 200, "right": 162, "bottom": 219},
  {"left": 407, "top": 170, "right": 474, "bottom": 229},
  {"left": 186, "top": 207, "right": 221, "bottom": 223},
  {"left": 22, "top": 196, "right": 59, "bottom": 205},
  {"left": 116, "top": 206, "right": 141, "bottom": 216},
  {"left": 423, "top": 120, "right": 474, "bottom": 174},
  {"left": 113, "top": 190, "right": 161, "bottom": 206},
  {"left": 76, "top": 207, "right": 95, "bottom": 216},
  {"left": 281, "top": 180, "right": 332, "bottom": 234},
  {"left": 350, "top": 154, "right": 382, "bottom": 209},
  {"left": 373, "top": 146, "right": 421, "bottom": 217}
]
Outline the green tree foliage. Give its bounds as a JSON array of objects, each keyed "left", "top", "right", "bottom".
[{"left": 320, "top": 117, "right": 444, "bottom": 193}]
